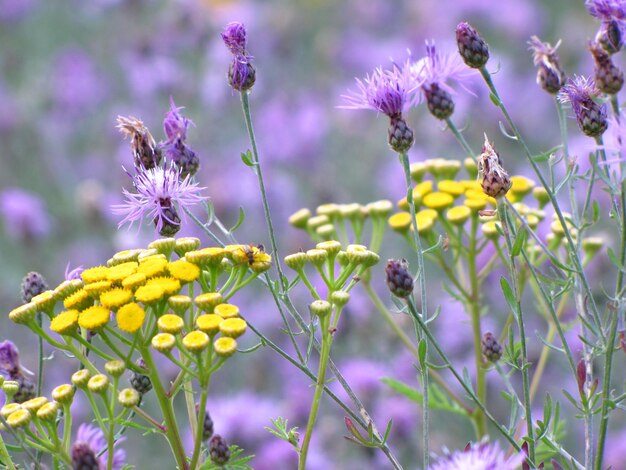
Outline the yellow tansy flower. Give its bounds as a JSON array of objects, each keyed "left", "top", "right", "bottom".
[
  {"left": 134, "top": 284, "right": 165, "bottom": 304},
  {"left": 446, "top": 206, "right": 472, "bottom": 225},
  {"left": 84, "top": 280, "right": 113, "bottom": 298},
  {"left": 157, "top": 314, "right": 184, "bottom": 334},
  {"left": 50, "top": 310, "right": 79, "bottom": 335},
  {"left": 8, "top": 303, "right": 37, "bottom": 324},
  {"left": 438, "top": 180, "right": 465, "bottom": 197},
  {"left": 306, "top": 215, "right": 330, "bottom": 231},
  {"left": 214, "top": 337, "right": 237, "bottom": 357},
  {"left": 152, "top": 333, "right": 176, "bottom": 353},
  {"left": 78, "top": 306, "right": 110, "bottom": 331},
  {"left": 81, "top": 266, "right": 110, "bottom": 284},
  {"left": 37, "top": 401, "right": 59, "bottom": 421},
  {"left": 116, "top": 303, "right": 145, "bottom": 333},
  {"left": 388, "top": 212, "right": 411, "bottom": 232},
  {"left": 22, "top": 397, "right": 48, "bottom": 413},
  {"left": 510, "top": 175, "right": 535, "bottom": 197},
  {"left": 288, "top": 208, "right": 311, "bottom": 229},
  {"left": 146, "top": 276, "right": 181, "bottom": 296},
  {"left": 182, "top": 330, "right": 209, "bottom": 352},
  {"left": 63, "top": 289, "right": 93, "bottom": 311},
  {"left": 6, "top": 408, "right": 31, "bottom": 428},
  {"left": 167, "top": 259, "right": 200, "bottom": 283},
  {"left": 111, "top": 249, "right": 142, "bottom": 265},
  {"left": 121, "top": 272, "right": 147, "bottom": 291},
  {"left": 99, "top": 288, "right": 132, "bottom": 310},
  {"left": 88, "top": 374, "right": 109, "bottom": 394},
  {"left": 53, "top": 279, "right": 83, "bottom": 301},
  {"left": 174, "top": 237, "right": 201, "bottom": 257},
  {"left": 464, "top": 197, "right": 488, "bottom": 211},
  {"left": 195, "top": 293, "right": 223, "bottom": 313},
  {"left": 107, "top": 261, "right": 139, "bottom": 283},
  {"left": 32, "top": 291, "right": 56, "bottom": 312},
  {"left": 185, "top": 247, "right": 226, "bottom": 268},
  {"left": 168, "top": 295, "right": 192, "bottom": 315},
  {"left": 214, "top": 304, "right": 240, "bottom": 319},
  {"left": 482, "top": 221, "right": 501, "bottom": 239},
  {"left": 1, "top": 403, "right": 22, "bottom": 419},
  {"left": 196, "top": 314, "right": 223, "bottom": 335},
  {"left": 137, "top": 256, "right": 168, "bottom": 278},
  {"left": 422, "top": 192, "right": 454, "bottom": 211},
  {"left": 52, "top": 384, "right": 75, "bottom": 404},
  {"left": 148, "top": 237, "right": 176, "bottom": 257},
  {"left": 219, "top": 318, "right": 247, "bottom": 338}
]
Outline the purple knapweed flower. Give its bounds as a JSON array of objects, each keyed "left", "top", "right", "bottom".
[
  {"left": 221, "top": 22, "right": 256, "bottom": 92},
  {"left": 0, "top": 340, "right": 21, "bottom": 378},
  {"left": 0, "top": 188, "right": 51, "bottom": 241},
  {"left": 71, "top": 424, "right": 126, "bottom": 470},
  {"left": 528, "top": 36, "right": 567, "bottom": 94},
  {"left": 412, "top": 41, "right": 475, "bottom": 119},
  {"left": 161, "top": 98, "right": 199, "bottom": 178},
  {"left": 586, "top": 0, "right": 626, "bottom": 52},
  {"left": 558, "top": 76, "right": 608, "bottom": 137},
  {"left": 65, "top": 263, "right": 84, "bottom": 281},
  {"left": 112, "top": 162, "right": 208, "bottom": 236},
  {"left": 340, "top": 61, "right": 419, "bottom": 118},
  {"left": 341, "top": 60, "right": 421, "bottom": 153},
  {"left": 429, "top": 441, "right": 526, "bottom": 470}
]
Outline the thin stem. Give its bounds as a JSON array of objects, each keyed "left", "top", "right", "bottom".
[
  {"left": 0, "top": 434, "right": 16, "bottom": 470},
  {"left": 445, "top": 118, "right": 475, "bottom": 159},
  {"left": 299, "top": 319, "right": 332, "bottom": 470}
]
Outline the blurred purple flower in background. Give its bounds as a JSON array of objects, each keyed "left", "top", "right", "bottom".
[
  {"left": 0, "top": 0, "right": 37, "bottom": 22},
  {"left": 429, "top": 441, "right": 525, "bottom": 470},
  {"left": 0, "top": 188, "right": 51, "bottom": 241},
  {"left": 71, "top": 423, "right": 126, "bottom": 470}
]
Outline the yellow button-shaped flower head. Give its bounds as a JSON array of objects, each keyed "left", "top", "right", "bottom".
[
  {"left": 107, "top": 261, "right": 139, "bottom": 283},
  {"left": 148, "top": 237, "right": 176, "bottom": 257},
  {"left": 78, "top": 306, "right": 110, "bottom": 331},
  {"left": 214, "top": 304, "right": 240, "bottom": 319},
  {"left": 388, "top": 212, "right": 412, "bottom": 232},
  {"left": 422, "top": 192, "right": 454, "bottom": 211},
  {"left": 158, "top": 314, "right": 184, "bottom": 334},
  {"left": 50, "top": 310, "right": 79, "bottom": 335},
  {"left": 438, "top": 180, "right": 465, "bottom": 197},
  {"left": 22, "top": 396, "right": 48, "bottom": 414},
  {"left": 510, "top": 175, "right": 535, "bottom": 198},
  {"left": 118, "top": 388, "right": 141, "bottom": 408},
  {"left": 37, "top": 401, "right": 59, "bottom": 421},
  {"left": 71, "top": 369, "right": 91, "bottom": 389},
  {"left": 53, "top": 279, "right": 83, "bottom": 301},
  {"left": 195, "top": 293, "right": 223, "bottom": 313},
  {"left": 1, "top": 403, "right": 22, "bottom": 419},
  {"left": 174, "top": 237, "right": 201, "bottom": 257},
  {"left": 152, "top": 333, "right": 176, "bottom": 353},
  {"left": 100, "top": 288, "right": 133, "bottom": 310},
  {"left": 183, "top": 330, "right": 209, "bottom": 353},
  {"left": 138, "top": 257, "right": 168, "bottom": 278},
  {"left": 134, "top": 284, "right": 165, "bottom": 305},
  {"left": 84, "top": 280, "right": 113, "bottom": 298},
  {"left": 105, "top": 360, "right": 126, "bottom": 378},
  {"left": 316, "top": 240, "right": 342, "bottom": 257},
  {"left": 32, "top": 291, "right": 56, "bottom": 312},
  {"left": 88, "top": 374, "right": 109, "bottom": 394},
  {"left": 284, "top": 252, "right": 307, "bottom": 270},
  {"left": 116, "top": 302, "right": 145, "bottom": 333},
  {"left": 196, "top": 314, "right": 223, "bottom": 335},
  {"left": 413, "top": 211, "right": 436, "bottom": 234},
  {"left": 52, "top": 384, "right": 75, "bottom": 404},
  {"left": 8, "top": 303, "right": 37, "bottom": 324},
  {"left": 214, "top": 337, "right": 237, "bottom": 357},
  {"left": 168, "top": 295, "right": 192, "bottom": 315},
  {"left": 185, "top": 247, "right": 225, "bottom": 268},
  {"left": 81, "top": 266, "right": 110, "bottom": 284},
  {"left": 121, "top": 272, "right": 147, "bottom": 291},
  {"left": 446, "top": 206, "right": 472, "bottom": 225},
  {"left": 146, "top": 277, "right": 181, "bottom": 296},
  {"left": 288, "top": 208, "right": 311, "bottom": 229},
  {"left": 63, "top": 289, "right": 93, "bottom": 311},
  {"left": 464, "top": 197, "right": 488, "bottom": 211},
  {"left": 6, "top": 408, "right": 31, "bottom": 428},
  {"left": 167, "top": 259, "right": 200, "bottom": 283},
  {"left": 111, "top": 249, "right": 142, "bottom": 265},
  {"left": 481, "top": 221, "right": 502, "bottom": 239},
  {"left": 219, "top": 318, "right": 247, "bottom": 338}
]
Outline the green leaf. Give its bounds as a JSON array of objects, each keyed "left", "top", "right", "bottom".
[
  {"left": 607, "top": 247, "right": 626, "bottom": 272},
  {"left": 511, "top": 227, "right": 527, "bottom": 257},
  {"left": 500, "top": 276, "right": 519, "bottom": 315},
  {"left": 592, "top": 200, "right": 600, "bottom": 224},
  {"left": 381, "top": 377, "right": 423, "bottom": 403},
  {"left": 489, "top": 92, "right": 501, "bottom": 106},
  {"left": 418, "top": 339, "right": 428, "bottom": 368},
  {"left": 229, "top": 207, "right": 246, "bottom": 233},
  {"left": 240, "top": 149, "right": 254, "bottom": 166}
]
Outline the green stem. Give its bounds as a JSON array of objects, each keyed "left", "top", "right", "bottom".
[
  {"left": 299, "top": 319, "right": 332, "bottom": 470},
  {"left": 189, "top": 377, "right": 210, "bottom": 469},
  {"left": 445, "top": 118, "right": 475, "bottom": 159},
  {"left": 0, "top": 434, "right": 16, "bottom": 470}
]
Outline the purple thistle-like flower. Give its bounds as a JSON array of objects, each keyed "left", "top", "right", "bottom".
[
  {"left": 112, "top": 162, "right": 208, "bottom": 235},
  {"left": 163, "top": 97, "right": 194, "bottom": 142},
  {"left": 558, "top": 75, "right": 608, "bottom": 137},
  {"left": 340, "top": 61, "right": 420, "bottom": 118},
  {"left": 71, "top": 424, "right": 126, "bottom": 470},
  {"left": 0, "top": 188, "right": 51, "bottom": 241},
  {"left": 0, "top": 340, "right": 21, "bottom": 378},
  {"left": 413, "top": 42, "right": 474, "bottom": 95},
  {"left": 221, "top": 22, "right": 247, "bottom": 56},
  {"left": 528, "top": 36, "right": 567, "bottom": 94},
  {"left": 586, "top": 0, "right": 626, "bottom": 22},
  {"left": 429, "top": 441, "right": 525, "bottom": 470},
  {"left": 65, "top": 263, "right": 84, "bottom": 281}
]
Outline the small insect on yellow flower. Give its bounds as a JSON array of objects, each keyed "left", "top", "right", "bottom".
[
  {"left": 213, "top": 304, "right": 239, "bottom": 319},
  {"left": 100, "top": 288, "right": 133, "bottom": 310},
  {"left": 81, "top": 266, "right": 110, "bottom": 284},
  {"left": 116, "top": 302, "right": 145, "bottom": 333},
  {"left": 78, "top": 306, "right": 110, "bottom": 331},
  {"left": 182, "top": 330, "right": 210, "bottom": 353},
  {"left": 214, "top": 337, "right": 238, "bottom": 357},
  {"left": 157, "top": 314, "right": 184, "bottom": 334},
  {"left": 152, "top": 333, "right": 176, "bottom": 353},
  {"left": 196, "top": 314, "right": 223, "bottom": 335},
  {"left": 50, "top": 310, "right": 79, "bottom": 335},
  {"left": 167, "top": 259, "right": 201, "bottom": 283},
  {"left": 219, "top": 318, "right": 247, "bottom": 338}
]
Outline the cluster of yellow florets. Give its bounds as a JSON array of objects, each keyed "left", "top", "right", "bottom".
[{"left": 8, "top": 238, "right": 261, "bottom": 357}]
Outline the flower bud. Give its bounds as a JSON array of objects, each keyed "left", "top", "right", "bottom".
[
  {"left": 481, "top": 332, "right": 503, "bottom": 362},
  {"left": 478, "top": 136, "right": 511, "bottom": 199},
  {"left": 388, "top": 117, "right": 414, "bottom": 153},
  {"left": 21, "top": 272, "right": 49, "bottom": 303},
  {"left": 71, "top": 370, "right": 91, "bottom": 389},
  {"left": 52, "top": 384, "right": 75, "bottom": 404},
  {"left": 183, "top": 331, "right": 210, "bottom": 353},
  {"left": 118, "top": 388, "right": 141, "bottom": 408},
  {"left": 148, "top": 237, "right": 177, "bottom": 258},
  {"left": 152, "top": 333, "right": 176, "bottom": 353},
  {"left": 385, "top": 259, "right": 414, "bottom": 298},
  {"left": 456, "top": 22, "right": 490, "bottom": 68},
  {"left": 209, "top": 434, "right": 231, "bottom": 465},
  {"left": 284, "top": 252, "right": 307, "bottom": 270},
  {"left": 197, "top": 404, "right": 214, "bottom": 440},
  {"left": 214, "top": 337, "right": 238, "bottom": 357},
  {"left": 589, "top": 41, "right": 624, "bottom": 95},
  {"left": 6, "top": 408, "right": 31, "bottom": 428},
  {"left": 330, "top": 291, "right": 350, "bottom": 308},
  {"left": 288, "top": 208, "right": 312, "bottom": 229},
  {"left": 37, "top": 401, "right": 59, "bottom": 421},
  {"left": 424, "top": 83, "right": 455, "bottom": 120},
  {"left": 306, "top": 248, "right": 328, "bottom": 266},
  {"left": 87, "top": 374, "right": 110, "bottom": 394},
  {"left": 310, "top": 300, "right": 332, "bottom": 318},
  {"left": 105, "top": 360, "right": 126, "bottom": 378},
  {"left": 129, "top": 359, "right": 152, "bottom": 395},
  {"left": 174, "top": 237, "right": 201, "bottom": 257}
]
